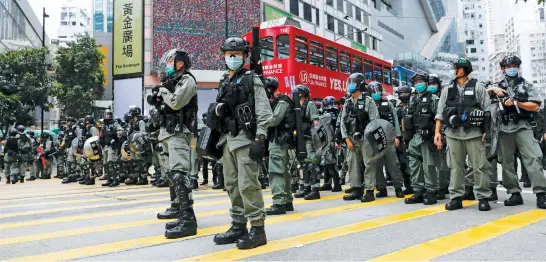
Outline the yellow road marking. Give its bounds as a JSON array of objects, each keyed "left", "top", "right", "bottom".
[
  {"left": 182, "top": 201, "right": 477, "bottom": 261},
  {"left": 369, "top": 209, "right": 546, "bottom": 261},
  {"left": 0, "top": 193, "right": 344, "bottom": 246},
  {"left": 0, "top": 186, "right": 159, "bottom": 200},
  {"left": 7, "top": 194, "right": 390, "bottom": 261},
  {"left": 0, "top": 193, "right": 240, "bottom": 219}
]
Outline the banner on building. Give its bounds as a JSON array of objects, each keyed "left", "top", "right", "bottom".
[
  {"left": 351, "top": 42, "right": 367, "bottom": 53},
  {"left": 113, "top": 0, "right": 143, "bottom": 77},
  {"left": 264, "top": 5, "right": 292, "bottom": 21}
]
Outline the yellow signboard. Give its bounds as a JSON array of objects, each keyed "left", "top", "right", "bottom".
[
  {"left": 113, "top": 0, "right": 143, "bottom": 76},
  {"left": 99, "top": 46, "right": 108, "bottom": 85}
]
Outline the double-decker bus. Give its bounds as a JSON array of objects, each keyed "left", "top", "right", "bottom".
[
  {"left": 392, "top": 66, "right": 416, "bottom": 90},
  {"left": 242, "top": 18, "right": 393, "bottom": 99}
]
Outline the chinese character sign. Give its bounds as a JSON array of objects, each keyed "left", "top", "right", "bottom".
[{"left": 113, "top": 0, "right": 143, "bottom": 76}]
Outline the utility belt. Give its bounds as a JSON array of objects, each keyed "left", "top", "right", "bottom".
[
  {"left": 225, "top": 102, "right": 256, "bottom": 140},
  {"left": 501, "top": 113, "right": 535, "bottom": 126},
  {"left": 159, "top": 110, "right": 196, "bottom": 134},
  {"left": 442, "top": 108, "right": 485, "bottom": 130},
  {"left": 345, "top": 119, "right": 365, "bottom": 141}
]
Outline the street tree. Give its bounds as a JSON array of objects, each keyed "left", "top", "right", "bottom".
[
  {"left": 0, "top": 47, "right": 50, "bottom": 137},
  {"left": 53, "top": 34, "right": 105, "bottom": 118}
]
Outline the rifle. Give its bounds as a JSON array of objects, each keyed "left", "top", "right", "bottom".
[
  {"left": 506, "top": 86, "right": 521, "bottom": 114},
  {"left": 249, "top": 26, "right": 262, "bottom": 76},
  {"left": 293, "top": 91, "right": 308, "bottom": 161},
  {"left": 37, "top": 145, "right": 47, "bottom": 169}
]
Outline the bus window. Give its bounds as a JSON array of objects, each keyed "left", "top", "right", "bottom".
[
  {"left": 352, "top": 55, "right": 362, "bottom": 73},
  {"left": 276, "top": 35, "right": 290, "bottom": 59},
  {"left": 260, "top": 36, "right": 274, "bottom": 61},
  {"left": 364, "top": 62, "right": 373, "bottom": 80},
  {"left": 383, "top": 66, "right": 391, "bottom": 85},
  {"left": 340, "top": 50, "right": 351, "bottom": 73},
  {"left": 326, "top": 46, "right": 338, "bottom": 71},
  {"left": 402, "top": 71, "right": 408, "bottom": 85},
  {"left": 393, "top": 70, "right": 400, "bottom": 87},
  {"left": 310, "top": 40, "right": 323, "bottom": 48},
  {"left": 295, "top": 36, "right": 309, "bottom": 63},
  {"left": 309, "top": 45, "right": 324, "bottom": 68},
  {"left": 374, "top": 66, "right": 383, "bottom": 83}
]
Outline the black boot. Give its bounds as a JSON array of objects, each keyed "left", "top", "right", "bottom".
[
  {"left": 462, "top": 185, "right": 476, "bottom": 200},
  {"left": 19, "top": 176, "right": 24, "bottom": 183},
  {"left": 343, "top": 187, "right": 362, "bottom": 201},
  {"left": 294, "top": 186, "right": 310, "bottom": 198},
  {"left": 125, "top": 177, "right": 137, "bottom": 185},
  {"left": 479, "top": 199, "right": 491, "bottom": 211},
  {"left": 136, "top": 177, "right": 148, "bottom": 185},
  {"left": 200, "top": 180, "right": 208, "bottom": 186},
  {"left": 423, "top": 190, "right": 438, "bottom": 205},
  {"left": 332, "top": 174, "right": 342, "bottom": 192},
  {"left": 319, "top": 183, "right": 332, "bottom": 191},
  {"left": 165, "top": 207, "right": 198, "bottom": 239},
  {"left": 259, "top": 176, "right": 268, "bottom": 189},
  {"left": 445, "top": 197, "right": 463, "bottom": 211},
  {"left": 214, "top": 222, "right": 248, "bottom": 245},
  {"left": 304, "top": 189, "right": 320, "bottom": 200},
  {"left": 212, "top": 174, "right": 225, "bottom": 190},
  {"left": 290, "top": 183, "right": 299, "bottom": 193},
  {"left": 504, "top": 192, "right": 524, "bottom": 206},
  {"left": 285, "top": 202, "right": 294, "bottom": 212},
  {"left": 85, "top": 177, "right": 95, "bottom": 185},
  {"left": 403, "top": 187, "right": 414, "bottom": 195},
  {"left": 523, "top": 181, "right": 531, "bottom": 188},
  {"left": 361, "top": 190, "right": 375, "bottom": 202},
  {"left": 266, "top": 204, "right": 286, "bottom": 215},
  {"left": 109, "top": 178, "right": 120, "bottom": 187},
  {"left": 437, "top": 188, "right": 447, "bottom": 200},
  {"left": 27, "top": 176, "right": 36, "bottom": 181},
  {"left": 405, "top": 189, "right": 424, "bottom": 204},
  {"left": 537, "top": 193, "right": 546, "bottom": 209},
  {"left": 102, "top": 178, "right": 112, "bottom": 187},
  {"left": 156, "top": 179, "right": 169, "bottom": 188},
  {"left": 395, "top": 187, "right": 405, "bottom": 198},
  {"left": 375, "top": 188, "right": 388, "bottom": 198},
  {"left": 488, "top": 187, "right": 498, "bottom": 201},
  {"left": 79, "top": 177, "right": 88, "bottom": 185},
  {"left": 344, "top": 187, "right": 354, "bottom": 194},
  {"left": 157, "top": 203, "right": 179, "bottom": 219},
  {"left": 191, "top": 179, "right": 198, "bottom": 189},
  {"left": 6, "top": 176, "right": 10, "bottom": 184},
  {"left": 236, "top": 226, "right": 267, "bottom": 250}
]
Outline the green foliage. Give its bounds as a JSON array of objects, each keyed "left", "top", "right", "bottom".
[
  {"left": 53, "top": 34, "right": 105, "bottom": 118},
  {"left": 518, "top": 0, "right": 545, "bottom": 5},
  {"left": 0, "top": 47, "right": 50, "bottom": 127}
]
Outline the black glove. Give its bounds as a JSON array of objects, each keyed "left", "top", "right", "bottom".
[
  {"left": 248, "top": 139, "right": 265, "bottom": 162},
  {"left": 164, "top": 79, "right": 176, "bottom": 92},
  {"left": 152, "top": 85, "right": 161, "bottom": 93}
]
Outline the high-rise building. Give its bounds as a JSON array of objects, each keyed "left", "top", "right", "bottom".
[
  {"left": 92, "top": 0, "right": 113, "bottom": 33},
  {"left": 57, "top": 0, "right": 91, "bottom": 44},
  {"left": 458, "top": 0, "right": 490, "bottom": 81},
  {"left": 0, "top": 0, "right": 46, "bottom": 51}
]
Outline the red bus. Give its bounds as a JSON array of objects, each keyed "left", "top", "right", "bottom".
[{"left": 242, "top": 22, "right": 393, "bottom": 100}]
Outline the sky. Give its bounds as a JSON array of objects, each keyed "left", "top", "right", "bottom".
[{"left": 28, "top": 0, "right": 92, "bottom": 39}]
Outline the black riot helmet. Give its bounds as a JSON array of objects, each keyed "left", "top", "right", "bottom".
[
  {"left": 16, "top": 125, "right": 25, "bottom": 134},
  {"left": 347, "top": 72, "right": 367, "bottom": 92},
  {"left": 173, "top": 49, "right": 192, "bottom": 70},
  {"left": 220, "top": 37, "right": 250, "bottom": 54},
  {"left": 410, "top": 73, "right": 428, "bottom": 84},
  {"left": 451, "top": 57, "right": 473, "bottom": 77},
  {"left": 26, "top": 130, "right": 35, "bottom": 137},
  {"left": 397, "top": 85, "right": 412, "bottom": 102},
  {"left": 322, "top": 96, "right": 337, "bottom": 110},
  {"left": 104, "top": 109, "right": 113, "bottom": 121},
  {"left": 130, "top": 106, "right": 141, "bottom": 117},
  {"left": 367, "top": 81, "right": 384, "bottom": 94},
  {"left": 294, "top": 84, "right": 310, "bottom": 98},
  {"left": 499, "top": 55, "right": 522, "bottom": 68},
  {"left": 41, "top": 132, "right": 51, "bottom": 140},
  {"left": 263, "top": 76, "right": 280, "bottom": 92},
  {"left": 428, "top": 74, "right": 441, "bottom": 86},
  {"left": 84, "top": 115, "right": 94, "bottom": 126}
]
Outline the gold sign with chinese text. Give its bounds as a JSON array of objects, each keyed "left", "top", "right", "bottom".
[{"left": 113, "top": 0, "right": 143, "bottom": 76}]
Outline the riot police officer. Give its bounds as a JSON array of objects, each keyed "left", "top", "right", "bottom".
[
  {"left": 319, "top": 96, "right": 342, "bottom": 192},
  {"left": 151, "top": 49, "right": 199, "bottom": 239},
  {"left": 100, "top": 109, "right": 123, "bottom": 187},
  {"left": 62, "top": 130, "right": 79, "bottom": 184},
  {"left": 38, "top": 132, "right": 54, "bottom": 179},
  {"left": 264, "top": 76, "right": 295, "bottom": 215},
  {"left": 54, "top": 130, "right": 67, "bottom": 179},
  {"left": 292, "top": 84, "right": 321, "bottom": 200},
  {"left": 125, "top": 106, "right": 149, "bottom": 185},
  {"left": 487, "top": 55, "right": 546, "bottom": 209},
  {"left": 435, "top": 57, "right": 492, "bottom": 211},
  {"left": 404, "top": 74, "right": 440, "bottom": 205},
  {"left": 207, "top": 37, "right": 272, "bottom": 249},
  {"left": 340, "top": 73, "right": 380, "bottom": 202},
  {"left": 369, "top": 82, "right": 405, "bottom": 199},
  {"left": 395, "top": 85, "right": 413, "bottom": 194},
  {"left": 26, "top": 130, "right": 37, "bottom": 181},
  {"left": 4, "top": 130, "right": 22, "bottom": 184}
]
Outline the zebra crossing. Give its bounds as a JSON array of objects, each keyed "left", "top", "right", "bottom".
[{"left": 1, "top": 179, "right": 545, "bottom": 261}]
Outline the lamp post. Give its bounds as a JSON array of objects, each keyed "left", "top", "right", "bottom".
[
  {"left": 41, "top": 7, "right": 49, "bottom": 135},
  {"left": 225, "top": 0, "right": 228, "bottom": 38}
]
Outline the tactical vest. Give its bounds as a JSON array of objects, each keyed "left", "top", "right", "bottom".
[
  {"left": 345, "top": 97, "right": 370, "bottom": 135},
  {"left": 409, "top": 92, "right": 435, "bottom": 138},
  {"left": 443, "top": 79, "right": 481, "bottom": 129},
  {"left": 267, "top": 94, "right": 296, "bottom": 144},
  {"left": 5, "top": 136, "right": 19, "bottom": 155},
  {"left": 377, "top": 99, "right": 395, "bottom": 126},
  {"left": 215, "top": 69, "right": 256, "bottom": 139},
  {"left": 101, "top": 123, "right": 115, "bottom": 145},
  {"left": 498, "top": 77, "right": 534, "bottom": 123}
]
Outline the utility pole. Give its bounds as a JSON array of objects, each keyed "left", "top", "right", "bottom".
[{"left": 41, "top": 7, "right": 49, "bottom": 135}]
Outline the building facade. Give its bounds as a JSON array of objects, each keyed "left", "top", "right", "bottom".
[
  {"left": 92, "top": 0, "right": 113, "bottom": 33},
  {"left": 57, "top": 0, "right": 91, "bottom": 44},
  {"left": 458, "top": 0, "right": 490, "bottom": 81},
  {"left": 0, "top": 0, "right": 46, "bottom": 51}
]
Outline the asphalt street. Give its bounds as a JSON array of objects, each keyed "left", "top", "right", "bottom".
[{"left": 0, "top": 167, "right": 545, "bottom": 261}]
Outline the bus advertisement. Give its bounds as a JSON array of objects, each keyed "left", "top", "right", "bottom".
[{"left": 242, "top": 20, "right": 393, "bottom": 100}]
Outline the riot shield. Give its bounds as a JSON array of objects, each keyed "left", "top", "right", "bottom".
[
  {"left": 362, "top": 119, "right": 396, "bottom": 162},
  {"left": 83, "top": 136, "right": 103, "bottom": 161}
]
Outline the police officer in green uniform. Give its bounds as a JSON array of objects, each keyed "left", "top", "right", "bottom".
[
  {"left": 320, "top": 96, "right": 343, "bottom": 192},
  {"left": 62, "top": 131, "right": 80, "bottom": 184},
  {"left": 4, "top": 130, "right": 22, "bottom": 184},
  {"left": 426, "top": 75, "right": 450, "bottom": 200},
  {"left": 404, "top": 74, "right": 440, "bottom": 205},
  {"left": 369, "top": 82, "right": 405, "bottom": 198},
  {"left": 293, "top": 85, "right": 321, "bottom": 200},
  {"left": 487, "top": 55, "right": 546, "bottom": 209},
  {"left": 39, "top": 132, "right": 54, "bottom": 179},
  {"left": 208, "top": 37, "right": 272, "bottom": 249},
  {"left": 125, "top": 107, "right": 149, "bottom": 185},
  {"left": 150, "top": 49, "right": 199, "bottom": 239},
  {"left": 395, "top": 85, "right": 414, "bottom": 194},
  {"left": 340, "top": 73, "right": 380, "bottom": 202},
  {"left": 264, "top": 76, "right": 295, "bottom": 215},
  {"left": 100, "top": 109, "right": 123, "bottom": 187},
  {"left": 434, "top": 58, "right": 492, "bottom": 211}
]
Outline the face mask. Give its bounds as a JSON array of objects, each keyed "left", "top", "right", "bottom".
[
  {"left": 505, "top": 68, "right": 519, "bottom": 77},
  {"left": 415, "top": 83, "right": 427, "bottom": 93},
  {"left": 165, "top": 65, "right": 176, "bottom": 77},
  {"left": 399, "top": 94, "right": 410, "bottom": 102},
  {"left": 348, "top": 83, "right": 357, "bottom": 93},
  {"left": 427, "top": 85, "right": 438, "bottom": 93},
  {"left": 451, "top": 70, "right": 458, "bottom": 79},
  {"left": 225, "top": 55, "right": 244, "bottom": 70},
  {"left": 371, "top": 93, "right": 382, "bottom": 101}
]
